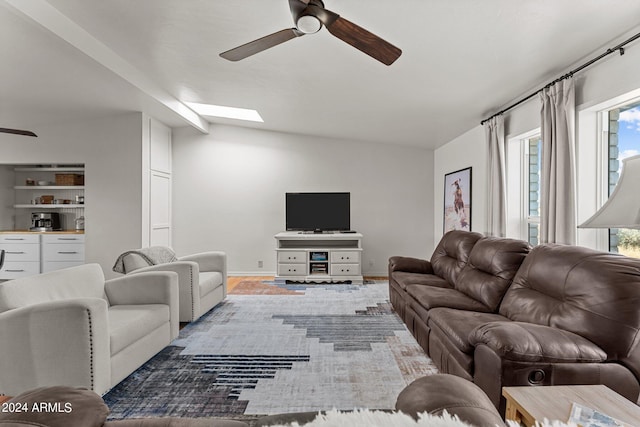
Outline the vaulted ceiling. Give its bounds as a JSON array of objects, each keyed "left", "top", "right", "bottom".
[{"left": 2, "top": 0, "right": 640, "bottom": 148}]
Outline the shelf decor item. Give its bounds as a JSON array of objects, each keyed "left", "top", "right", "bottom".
[
  {"left": 444, "top": 167, "right": 472, "bottom": 232},
  {"left": 55, "top": 173, "right": 84, "bottom": 186}
]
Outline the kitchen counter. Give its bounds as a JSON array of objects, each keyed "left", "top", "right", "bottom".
[{"left": 0, "top": 230, "right": 84, "bottom": 234}]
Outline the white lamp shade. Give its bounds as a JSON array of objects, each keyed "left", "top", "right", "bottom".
[{"left": 579, "top": 154, "right": 640, "bottom": 229}]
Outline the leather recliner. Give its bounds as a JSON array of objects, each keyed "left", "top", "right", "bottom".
[{"left": 389, "top": 231, "right": 640, "bottom": 412}]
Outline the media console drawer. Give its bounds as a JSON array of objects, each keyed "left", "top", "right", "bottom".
[
  {"left": 277, "top": 251, "right": 306, "bottom": 263},
  {"left": 330, "top": 263, "right": 361, "bottom": 276},
  {"left": 277, "top": 264, "right": 308, "bottom": 276},
  {"left": 330, "top": 251, "right": 360, "bottom": 263}
]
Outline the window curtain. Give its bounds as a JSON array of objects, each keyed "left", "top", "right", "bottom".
[
  {"left": 539, "top": 78, "right": 576, "bottom": 245},
  {"left": 484, "top": 115, "right": 506, "bottom": 237}
]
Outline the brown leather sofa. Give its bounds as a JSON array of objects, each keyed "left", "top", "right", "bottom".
[
  {"left": 256, "top": 374, "right": 505, "bottom": 427},
  {"left": 389, "top": 230, "right": 640, "bottom": 412},
  {"left": 3, "top": 375, "right": 504, "bottom": 427},
  {"left": 0, "top": 387, "right": 249, "bottom": 427}
]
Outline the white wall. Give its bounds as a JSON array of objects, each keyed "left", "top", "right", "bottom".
[
  {"left": 432, "top": 126, "right": 487, "bottom": 247},
  {"left": 434, "top": 28, "right": 640, "bottom": 249},
  {"left": 0, "top": 113, "right": 145, "bottom": 278},
  {"left": 172, "top": 124, "right": 434, "bottom": 276}
]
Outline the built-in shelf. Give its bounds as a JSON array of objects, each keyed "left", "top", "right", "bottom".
[
  {"left": 14, "top": 204, "right": 85, "bottom": 209},
  {"left": 14, "top": 167, "right": 84, "bottom": 172},
  {"left": 14, "top": 186, "right": 85, "bottom": 190}
]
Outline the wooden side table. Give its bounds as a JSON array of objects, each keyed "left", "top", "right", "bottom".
[{"left": 502, "top": 385, "right": 640, "bottom": 427}]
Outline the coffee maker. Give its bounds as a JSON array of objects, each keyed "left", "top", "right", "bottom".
[{"left": 30, "top": 212, "right": 62, "bottom": 231}]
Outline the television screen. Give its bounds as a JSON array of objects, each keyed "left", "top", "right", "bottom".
[{"left": 286, "top": 192, "right": 350, "bottom": 232}]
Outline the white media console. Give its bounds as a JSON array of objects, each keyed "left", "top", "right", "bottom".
[{"left": 274, "top": 231, "right": 364, "bottom": 284}]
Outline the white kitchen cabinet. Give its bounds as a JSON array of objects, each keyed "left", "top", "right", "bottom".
[
  {"left": 42, "top": 234, "right": 85, "bottom": 273},
  {"left": 0, "top": 232, "right": 85, "bottom": 279}
]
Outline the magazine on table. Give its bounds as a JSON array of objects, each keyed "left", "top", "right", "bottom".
[{"left": 568, "top": 402, "right": 630, "bottom": 427}]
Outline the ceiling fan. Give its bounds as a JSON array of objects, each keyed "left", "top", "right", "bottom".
[
  {"left": 0, "top": 128, "right": 37, "bottom": 137},
  {"left": 220, "top": 0, "right": 402, "bottom": 66}
]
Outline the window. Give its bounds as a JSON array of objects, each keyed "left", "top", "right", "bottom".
[
  {"left": 506, "top": 129, "right": 541, "bottom": 246},
  {"left": 526, "top": 136, "right": 542, "bottom": 245},
  {"left": 607, "top": 102, "right": 640, "bottom": 258}
]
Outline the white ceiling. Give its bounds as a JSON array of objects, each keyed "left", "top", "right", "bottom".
[{"left": 2, "top": 0, "right": 640, "bottom": 149}]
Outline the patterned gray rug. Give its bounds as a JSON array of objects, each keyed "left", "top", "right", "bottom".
[{"left": 103, "top": 282, "right": 438, "bottom": 420}]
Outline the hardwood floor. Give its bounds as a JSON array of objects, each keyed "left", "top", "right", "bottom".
[
  {"left": 227, "top": 276, "right": 273, "bottom": 292},
  {"left": 227, "top": 276, "right": 388, "bottom": 292}
]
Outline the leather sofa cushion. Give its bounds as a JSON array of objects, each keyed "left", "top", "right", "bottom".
[
  {"left": 0, "top": 386, "right": 108, "bottom": 427},
  {"left": 455, "top": 237, "right": 530, "bottom": 311},
  {"left": 428, "top": 308, "right": 508, "bottom": 354},
  {"left": 430, "top": 230, "right": 483, "bottom": 286},
  {"left": 406, "top": 285, "right": 491, "bottom": 313},
  {"left": 109, "top": 305, "right": 170, "bottom": 355},
  {"left": 199, "top": 272, "right": 223, "bottom": 296},
  {"left": 470, "top": 321, "right": 607, "bottom": 363},
  {"left": 500, "top": 244, "right": 640, "bottom": 365},
  {"left": 392, "top": 272, "right": 451, "bottom": 290},
  {"left": 388, "top": 256, "right": 434, "bottom": 275}
]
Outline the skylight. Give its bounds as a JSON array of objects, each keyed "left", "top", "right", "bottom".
[{"left": 186, "top": 102, "right": 263, "bottom": 123}]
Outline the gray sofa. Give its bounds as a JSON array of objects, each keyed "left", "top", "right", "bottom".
[
  {"left": 116, "top": 249, "right": 227, "bottom": 322},
  {"left": 0, "top": 263, "right": 179, "bottom": 396}
]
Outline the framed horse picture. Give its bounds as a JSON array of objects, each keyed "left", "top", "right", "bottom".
[{"left": 444, "top": 167, "right": 472, "bottom": 232}]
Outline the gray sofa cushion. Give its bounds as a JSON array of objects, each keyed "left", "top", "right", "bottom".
[
  {"left": 109, "top": 305, "right": 170, "bottom": 355},
  {"left": 199, "top": 271, "right": 223, "bottom": 297}
]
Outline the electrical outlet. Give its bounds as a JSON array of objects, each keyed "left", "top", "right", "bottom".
[
  {"left": 368, "top": 260, "right": 375, "bottom": 267},
  {"left": 258, "top": 260, "right": 263, "bottom": 268}
]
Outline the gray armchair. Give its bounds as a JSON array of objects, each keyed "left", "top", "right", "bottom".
[
  {"left": 0, "top": 264, "right": 179, "bottom": 396},
  {"left": 116, "top": 248, "right": 227, "bottom": 322}
]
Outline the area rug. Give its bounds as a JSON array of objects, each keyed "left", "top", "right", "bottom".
[{"left": 103, "top": 281, "right": 438, "bottom": 420}]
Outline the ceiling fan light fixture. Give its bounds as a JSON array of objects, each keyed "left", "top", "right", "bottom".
[{"left": 296, "top": 15, "right": 322, "bottom": 34}]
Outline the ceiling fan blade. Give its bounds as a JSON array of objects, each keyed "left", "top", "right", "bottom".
[
  {"left": 220, "top": 28, "right": 304, "bottom": 61},
  {"left": 322, "top": 14, "right": 402, "bottom": 65},
  {"left": 0, "top": 128, "right": 37, "bottom": 137}
]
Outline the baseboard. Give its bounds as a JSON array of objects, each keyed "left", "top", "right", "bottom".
[{"left": 229, "top": 271, "right": 276, "bottom": 277}]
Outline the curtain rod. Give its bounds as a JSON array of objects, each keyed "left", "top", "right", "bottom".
[{"left": 480, "top": 30, "right": 640, "bottom": 125}]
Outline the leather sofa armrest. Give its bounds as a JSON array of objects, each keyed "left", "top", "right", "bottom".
[
  {"left": 469, "top": 321, "right": 607, "bottom": 363},
  {"left": 0, "top": 299, "right": 111, "bottom": 395},
  {"left": 388, "top": 256, "right": 434, "bottom": 274},
  {"left": 105, "top": 271, "right": 179, "bottom": 338},
  {"left": 395, "top": 374, "right": 505, "bottom": 427}
]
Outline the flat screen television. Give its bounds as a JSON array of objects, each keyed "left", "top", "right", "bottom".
[{"left": 286, "top": 192, "right": 350, "bottom": 232}]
